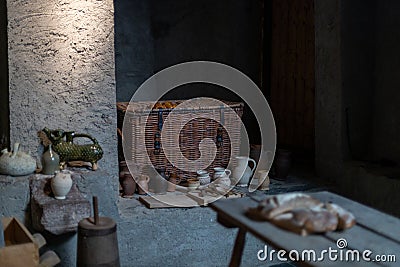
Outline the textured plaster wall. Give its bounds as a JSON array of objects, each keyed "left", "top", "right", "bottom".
[
  {"left": 7, "top": 0, "right": 118, "bottom": 175},
  {"left": 5, "top": 0, "right": 119, "bottom": 264}
]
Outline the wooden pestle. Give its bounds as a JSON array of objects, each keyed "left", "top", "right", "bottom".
[{"left": 93, "top": 196, "right": 99, "bottom": 225}]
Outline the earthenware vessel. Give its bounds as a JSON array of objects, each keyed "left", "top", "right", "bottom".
[
  {"left": 42, "top": 144, "right": 60, "bottom": 175},
  {"left": 196, "top": 170, "right": 210, "bottom": 185},
  {"left": 121, "top": 173, "right": 136, "bottom": 197},
  {"left": 41, "top": 128, "right": 103, "bottom": 171},
  {"left": 0, "top": 143, "right": 36, "bottom": 176},
  {"left": 256, "top": 170, "right": 270, "bottom": 190},
  {"left": 51, "top": 170, "right": 73, "bottom": 200},
  {"left": 151, "top": 168, "right": 168, "bottom": 194},
  {"left": 137, "top": 175, "right": 150, "bottom": 195},
  {"left": 119, "top": 161, "right": 129, "bottom": 179},
  {"left": 213, "top": 167, "right": 231, "bottom": 180},
  {"left": 215, "top": 173, "right": 231, "bottom": 187},
  {"left": 232, "top": 156, "right": 256, "bottom": 186},
  {"left": 187, "top": 178, "right": 200, "bottom": 190},
  {"left": 167, "top": 173, "right": 180, "bottom": 192}
]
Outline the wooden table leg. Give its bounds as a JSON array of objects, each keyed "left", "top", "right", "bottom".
[{"left": 229, "top": 228, "right": 247, "bottom": 267}]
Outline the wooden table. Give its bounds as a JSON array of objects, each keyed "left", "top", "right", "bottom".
[{"left": 210, "top": 191, "right": 400, "bottom": 267}]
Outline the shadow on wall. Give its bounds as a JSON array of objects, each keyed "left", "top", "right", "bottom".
[{"left": 340, "top": 161, "right": 400, "bottom": 217}]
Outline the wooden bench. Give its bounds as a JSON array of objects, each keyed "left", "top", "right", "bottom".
[{"left": 210, "top": 191, "right": 400, "bottom": 266}]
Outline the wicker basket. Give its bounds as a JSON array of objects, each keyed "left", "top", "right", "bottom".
[{"left": 117, "top": 100, "right": 244, "bottom": 180}]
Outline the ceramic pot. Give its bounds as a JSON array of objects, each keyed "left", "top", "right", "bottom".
[
  {"left": 187, "top": 178, "right": 200, "bottom": 190},
  {"left": 137, "top": 175, "right": 150, "bottom": 195},
  {"left": 42, "top": 144, "right": 60, "bottom": 175},
  {"left": 256, "top": 170, "right": 270, "bottom": 190},
  {"left": 274, "top": 149, "right": 291, "bottom": 180},
  {"left": 119, "top": 161, "right": 129, "bottom": 179},
  {"left": 197, "top": 170, "right": 210, "bottom": 185},
  {"left": 213, "top": 167, "right": 231, "bottom": 180},
  {"left": 167, "top": 173, "right": 181, "bottom": 192},
  {"left": 0, "top": 143, "right": 36, "bottom": 176},
  {"left": 121, "top": 173, "right": 136, "bottom": 197},
  {"left": 232, "top": 156, "right": 256, "bottom": 186},
  {"left": 51, "top": 170, "right": 73, "bottom": 200},
  {"left": 151, "top": 168, "right": 168, "bottom": 194},
  {"left": 215, "top": 174, "right": 231, "bottom": 187}
]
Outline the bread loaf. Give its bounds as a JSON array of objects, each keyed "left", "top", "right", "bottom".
[
  {"left": 246, "top": 193, "right": 356, "bottom": 235},
  {"left": 270, "top": 212, "right": 308, "bottom": 236},
  {"left": 257, "top": 193, "right": 323, "bottom": 219},
  {"left": 325, "top": 203, "right": 356, "bottom": 230},
  {"left": 271, "top": 208, "right": 338, "bottom": 236}
]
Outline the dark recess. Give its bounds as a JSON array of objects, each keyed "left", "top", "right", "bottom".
[{"left": 0, "top": 0, "right": 9, "bottom": 150}]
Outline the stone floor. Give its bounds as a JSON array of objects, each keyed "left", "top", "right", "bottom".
[
  {"left": 116, "top": 164, "right": 329, "bottom": 267},
  {"left": 0, "top": 163, "right": 329, "bottom": 267}
]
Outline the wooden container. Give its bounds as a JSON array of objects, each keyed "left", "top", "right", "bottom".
[
  {"left": 117, "top": 100, "right": 244, "bottom": 181},
  {"left": 77, "top": 217, "right": 120, "bottom": 267},
  {"left": 77, "top": 197, "right": 120, "bottom": 267},
  {"left": 0, "top": 217, "right": 39, "bottom": 267}
]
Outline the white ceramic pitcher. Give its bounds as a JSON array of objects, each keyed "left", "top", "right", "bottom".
[{"left": 232, "top": 156, "right": 256, "bottom": 186}]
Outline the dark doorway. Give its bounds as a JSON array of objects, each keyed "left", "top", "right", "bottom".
[{"left": 0, "top": 0, "right": 9, "bottom": 150}]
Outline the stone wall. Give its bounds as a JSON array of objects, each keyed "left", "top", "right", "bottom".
[
  {"left": 7, "top": 0, "right": 118, "bottom": 175},
  {"left": 5, "top": 0, "right": 119, "bottom": 264}
]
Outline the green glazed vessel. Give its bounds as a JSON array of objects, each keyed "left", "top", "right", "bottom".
[
  {"left": 41, "top": 128, "right": 103, "bottom": 171},
  {"left": 42, "top": 144, "right": 60, "bottom": 175}
]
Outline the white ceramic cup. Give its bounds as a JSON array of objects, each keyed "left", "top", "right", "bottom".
[
  {"left": 213, "top": 167, "right": 231, "bottom": 179},
  {"left": 196, "top": 170, "right": 209, "bottom": 177}
]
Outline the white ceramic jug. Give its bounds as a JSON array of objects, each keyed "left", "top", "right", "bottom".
[
  {"left": 51, "top": 170, "right": 73, "bottom": 200},
  {"left": 213, "top": 167, "right": 232, "bottom": 187},
  {"left": 232, "top": 156, "right": 256, "bottom": 186}
]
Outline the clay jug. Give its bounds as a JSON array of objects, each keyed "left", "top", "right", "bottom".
[
  {"left": 151, "top": 168, "right": 168, "bottom": 194},
  {"left": 256, "top": 170, "right": 270, "bottom": 190},
  {"left": 119, "top": 161, "right": 129, "bottom": 179},
  {"left": 167, "top": 173, "right": 180, "bottom": 192},
  {"left": 215, "top": 172, "right": 231, "bottom": 187},
  {"left": 137, "top": 175, "right": 150, "bottom": 195},
  {"left": 121, "top": 173, "right": 136, "bottom": 197},
  {"left": 51, "top": 170, "right": 73, "bottom": 199},
  {"left": 232, "top": 156, "right": 256, "bottom": 186},
  {"left": 213, "top": 167, "right": 231, "bottom": 180}
]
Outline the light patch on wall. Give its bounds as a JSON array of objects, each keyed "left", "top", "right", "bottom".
[{"left": 7, "top": 0, "right": 117, "bottom": 166}]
